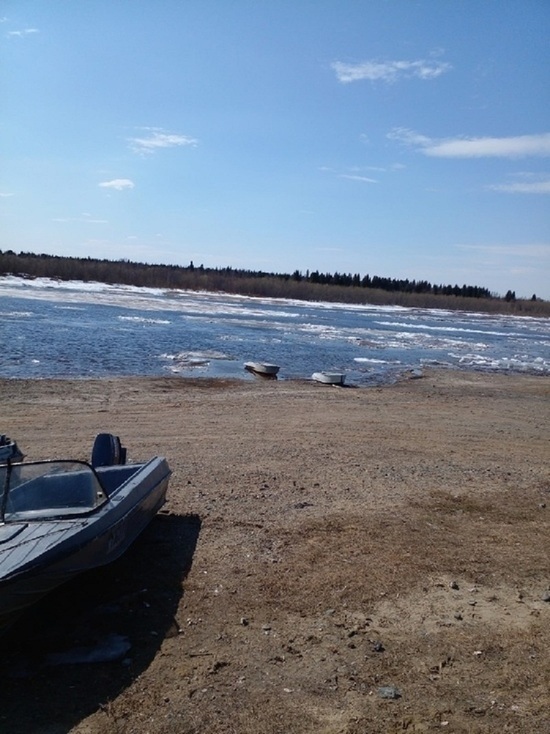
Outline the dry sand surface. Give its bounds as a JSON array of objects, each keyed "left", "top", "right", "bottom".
[{"left": 0, "top": 369, "right": 549, "bottom": 733}]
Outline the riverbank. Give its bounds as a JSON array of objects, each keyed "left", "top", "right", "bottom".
[{"left": 0, "top": 369, "right": 549, "bottom": 733}]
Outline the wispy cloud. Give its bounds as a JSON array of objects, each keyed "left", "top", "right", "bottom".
[
  {"left": 99, "top": 179, "right": 135, "bottom": 191},
  {"left": 128, "top": 129, "right": 198, "bottom": 155},
  {"left": 53, "top": 214, "right": 108, "bottom": 223},
  {"left": 338, "top": 174, "right": 378, "bottom": 183},
  {"left": 457, "top": 243, "right": 550, "bottom": 259},
  {"left": 320, "top": 165, "right": 379, "bottom": 183},
  {"left": 7, "top": 28, "right": 39, "bottom": 37},
  {"left": 388, "top": 128, "right": 550, "bottom": 158},
  {"left": 0, "top": 192, "right": 14, "bottom": 198},
  {"left": 487, "top": 176, "right": 550, "bottom": 194},
  {"left": 332, "top": 58, "right": 451, "bottom": 84}
]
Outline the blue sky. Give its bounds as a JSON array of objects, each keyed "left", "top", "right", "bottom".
[{"left": 1, "top": 1, "right": 549, "bottom": 299}]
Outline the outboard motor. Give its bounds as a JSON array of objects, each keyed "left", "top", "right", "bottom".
[
  {"left": 91, "top": 433, "right": 127, "bottom": 468},
  {"left": 0, "top": 434, "right": 24, "bottom": 464}
]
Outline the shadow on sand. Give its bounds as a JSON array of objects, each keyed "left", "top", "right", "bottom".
[{"left": 0, "top": 512, "right": 201, "bottom": 733}]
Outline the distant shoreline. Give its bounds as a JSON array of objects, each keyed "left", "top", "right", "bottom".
[
  {"left": 1, "top": 365, "right": 548, "bottom": 392},
  {"left": 2, "top": 256, "right": 549, "bottom": 316}
]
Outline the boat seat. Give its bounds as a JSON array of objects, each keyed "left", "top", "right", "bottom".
[{"left": 94, "top": 464, "right": 140, "bottom": 495}]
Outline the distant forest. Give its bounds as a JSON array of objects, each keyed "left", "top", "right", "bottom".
[{"left": 1, "top": 249, "right": 548, "bottom": 316}]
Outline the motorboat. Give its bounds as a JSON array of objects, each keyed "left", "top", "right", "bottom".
[{"left": 0, "top": 433, "right": 171, "bottom": 634}]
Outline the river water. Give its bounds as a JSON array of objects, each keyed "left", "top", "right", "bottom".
[{"left": 1, "top": 276, "right": 549, "bottom": 385}]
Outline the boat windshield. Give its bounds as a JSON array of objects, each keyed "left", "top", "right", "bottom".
[{"left": 0, "top": 460, "right": 106, "bottom": 521}]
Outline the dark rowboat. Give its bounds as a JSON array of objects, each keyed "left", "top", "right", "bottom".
[{"left": 0, "top": 434, "right": 171, "bottom": 634}]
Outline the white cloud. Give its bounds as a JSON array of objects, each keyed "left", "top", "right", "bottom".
[
  {"left": 332, "top": 58, "right": 451, "bottom": 84},
  {"left": 128, "top": 129, "right": 198, "bottom": 155},
  {"left": 53, "top": 215, "right": 108, "bottom": 223},
  {"left": 99, "top": 178, "right": 134, "bottom": 191},
  {"left": 338, "top": 174, "right": 378, "bottom": 183},
  {"left": 487, "top": 179, "right": 550, "bottom": 194},
  {"left": 320, "top": 165, "right": 378, "bottom": 183},
  {"left": 0, "top": 192, "right": 14, "bottom": 197},
  {"left": 457, "top": 243, "right": 550, "bottom": 259},
  {"left": 7, "top": 28, "right": 39, "bottom": 37},
  {"left": 387, "top": 128, "right": 432, "bottom": 147},
  {"left": 388, "top": 128, "right": 550, "bottom": 158}
]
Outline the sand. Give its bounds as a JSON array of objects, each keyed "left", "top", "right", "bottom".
[{"left": 0, "top": 369, "right": 549, "bottom": 733}]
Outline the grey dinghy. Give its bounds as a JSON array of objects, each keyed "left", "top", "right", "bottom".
[
  {"left": 244, "top": 361, "right": 280, "bottom": 377},
  {"left": 311, "top": 371, "right": 346, "bottom": 385},
  {"left": 0, "top": 434, "right": 171, "bottom": 634}
]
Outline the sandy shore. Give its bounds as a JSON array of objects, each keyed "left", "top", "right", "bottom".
[{"left": 0, "top": 369, "right": 549, "bottom": 733}]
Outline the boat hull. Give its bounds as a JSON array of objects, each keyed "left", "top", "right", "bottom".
[{"left": 0, "top": 457, "right": 171, "bottom": 634}]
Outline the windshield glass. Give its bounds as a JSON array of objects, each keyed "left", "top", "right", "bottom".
[{"left": 0, "top": 460, "right": 105, "bottom": 520}]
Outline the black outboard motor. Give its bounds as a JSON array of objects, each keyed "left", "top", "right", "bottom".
[
  {"left": 91, "top": 433, "right": 127, "bottom": 468},
  {"left": 0, "top": 434, "right": 24, "bottom": 464}
]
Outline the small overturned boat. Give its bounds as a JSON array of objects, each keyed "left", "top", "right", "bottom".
[
  {"left": 0, "top": 433, "right": 171, "bottom": 634},
  {"left": 244, "top": 361, "right": 280, "bottom": 377},
  {"left": 312, "top": 371, "right": 346, "bottom": 386}
]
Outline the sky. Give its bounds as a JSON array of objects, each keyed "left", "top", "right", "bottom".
[{"left": 1, "top": 1, "right": 549, "bottom": 300}]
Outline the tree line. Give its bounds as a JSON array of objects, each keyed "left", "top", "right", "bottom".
[
  {"left": 297, "top": 268, "right": 492, "bottom": 299},
  {"left": 0, "top": 249, "right": 548, "bottom": 316}
]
